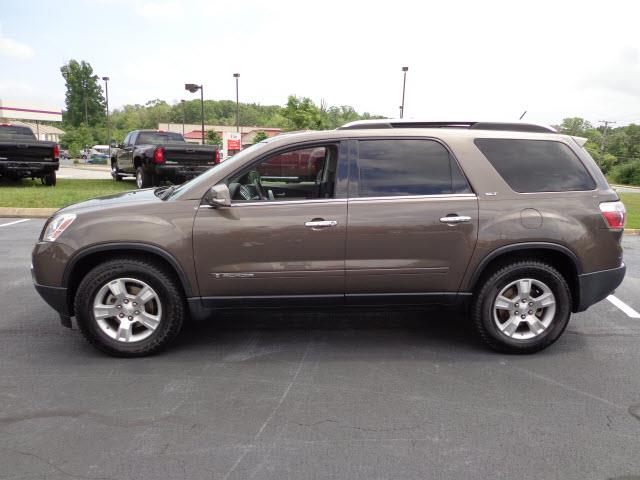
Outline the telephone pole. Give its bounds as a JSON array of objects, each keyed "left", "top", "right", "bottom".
[{"left": 598, "top": 120, "right": 616, "bottom": 154}]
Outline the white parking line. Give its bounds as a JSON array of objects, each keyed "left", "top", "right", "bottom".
[
  {"left": 0, "top": 219, "right": 30, "bottom": 228},
  {"left": 607, "top": 295, "right": 640, "bottom": 318}
]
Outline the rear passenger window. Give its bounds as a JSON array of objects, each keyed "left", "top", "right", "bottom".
[
  {"left": 357, "top": 139, "right": 471, "bottom": 197},
  {"left": 474, "top": 139, "right": 596, "bottom": 192}
]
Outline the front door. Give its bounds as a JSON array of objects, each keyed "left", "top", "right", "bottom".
[
  {"left": 345, "top": 138, "right": 478, "bottom": 304},
  {"left": 193, "top": 142, "right": 347, "bottom": 306}
]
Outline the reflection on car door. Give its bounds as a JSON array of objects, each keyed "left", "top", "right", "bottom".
[
  {"left": 192, "top": 142, "right": 348, "bottom": 307},
  {"left": 345, "top": 138, "right": 478, "bottom": 304}
]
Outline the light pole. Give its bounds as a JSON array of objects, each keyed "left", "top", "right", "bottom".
[
  {"left": 400, "top": 66, "right": 408, "bottom": 119},
  {"left": 233, "top": 73, "right": 240, "bottom": 133},
  {"left": 180, "top": 99, "right": 186, "bottom": 136},
  {"left": 102, "top": 76, "right": 110, "bottom": 150},
  {"left": 185, "top": 83, "right": 204, "bottom": 145}
]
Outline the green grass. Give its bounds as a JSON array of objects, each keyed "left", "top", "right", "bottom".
[
  {"left": 0, "top": 179, "right": 134, "bottom": 208},
  {"left": 620, "top": 193, "right": 640, "bottom": 229}
]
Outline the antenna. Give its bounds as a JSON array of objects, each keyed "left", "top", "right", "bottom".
[{"left": 519, "top": 110, "right": 527, "bottom": 120}]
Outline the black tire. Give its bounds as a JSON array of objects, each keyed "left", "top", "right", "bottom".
[
  {"left": 471, "top": 260, "right": 571, "bottom": 354},
  {"left": 111, "top": 161, "right": 123, "bottom": 181},
  {"left": 136, "top": 166, "right": 153, "bottom": 189},
  {"left": 42, "top": 171, "right": 56, "bottom": 186},
  {"left": 74, "top": 257, "right": 185, "bottom": 357}
]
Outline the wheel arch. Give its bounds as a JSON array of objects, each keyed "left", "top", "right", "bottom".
[
  {"left": 467, "top": 243, "right": 582, "bottom": 312},
  {"left": 62, "top": 243, "right": 194, "bottom": 316}
]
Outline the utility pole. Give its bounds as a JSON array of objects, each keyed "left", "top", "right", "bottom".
[{"left": 598, "top": 120, "right": 617, "bottom": 155}]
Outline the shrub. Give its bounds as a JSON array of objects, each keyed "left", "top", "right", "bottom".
[{"left": 610, "top": 161, "right": 640, "bottom": 186}]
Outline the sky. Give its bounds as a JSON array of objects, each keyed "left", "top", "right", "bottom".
[{"left": 1, "top": 0, "right": 640, "bottom": 126}]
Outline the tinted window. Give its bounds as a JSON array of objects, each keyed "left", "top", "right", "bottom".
[
  {"left": 136, "top": 131, "right": 185, "bottom": 145},
  {"left": 474, "top": 139, "right": 595, "bottom": 192},
  {"left": 0, "top": 125, "right": 35, "bottom": 140},
  {"left": 357, "top": 139, "right": 470, "bottom": 197}
]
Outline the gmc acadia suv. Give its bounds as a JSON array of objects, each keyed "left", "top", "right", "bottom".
[{"left": 32, "top": 120, "right": 626, "bottom": 356}]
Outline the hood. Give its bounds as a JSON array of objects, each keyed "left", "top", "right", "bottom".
[{"left": 56, "top": 188, "right": 161, "bottom": 215}]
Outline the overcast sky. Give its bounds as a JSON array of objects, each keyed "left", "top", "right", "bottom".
[{"left": 1, "top": 0, "right": 639, "bottom": 126}]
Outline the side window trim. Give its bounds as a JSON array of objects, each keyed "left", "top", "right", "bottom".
[
  {"left": 224, "top": 140, "right": 348, "bottom": 205},
  {"left": 351, "top": 137, "right": 473, "bottom": 199}
]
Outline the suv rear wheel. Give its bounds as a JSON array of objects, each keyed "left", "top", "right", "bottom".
[
  {"left": 74, "top": 258, "right": 185, "bottom": 357},
  {"left": 472, "top": 261, "right": 571, "bottom": 353}
]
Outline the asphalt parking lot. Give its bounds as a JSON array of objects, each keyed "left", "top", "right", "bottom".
[{"left": 1, "top": 218, "right": 639, "bottom": 480}]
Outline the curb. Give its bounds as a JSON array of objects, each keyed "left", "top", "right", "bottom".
[{"left": 0, "top": 208, "right": 58, "bottom": 218}]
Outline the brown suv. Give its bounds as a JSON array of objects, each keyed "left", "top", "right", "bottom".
[{"left": 32, "top": 120, "right": 626, "bottom": 356}]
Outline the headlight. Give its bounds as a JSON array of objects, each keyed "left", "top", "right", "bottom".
[{"left": 43, "top": 213, "right": 76, "bottom": 242}]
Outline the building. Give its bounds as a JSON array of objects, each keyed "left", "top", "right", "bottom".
[
  {"left": 0, "top": 99, "right": 65, "bottom": 141},
  {"left": 157, "top": 122, "right": 283, "bottom": 158},
  {"left": 7, "top": 120, "right": 65, "bottom": 142}
]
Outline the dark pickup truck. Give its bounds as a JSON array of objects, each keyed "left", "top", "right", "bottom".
[
  {"left": 0, "top": 124, "right": 59, "bottom": 185},
  {"left": 111, "top": 130, "right": 219, "bottom": 188}
]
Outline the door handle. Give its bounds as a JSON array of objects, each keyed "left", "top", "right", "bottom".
[
  {"left": 305, "top": 220, "right": 338, "bottom": 228},
  {"left": 439, "top": 215, "right": 471, "bottom": 224}
]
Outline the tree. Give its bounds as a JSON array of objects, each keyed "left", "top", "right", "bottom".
[
  {"left": 206, "top": 130, "right": 222, "bottom": 148},
  {"left": 59, "top": 123, "right": 96, "bottom": 158},
  {"left": 253, "top": 131, "right": 268, "bottom": 143},
  {"left": 559, "top": 117, "right": 592, "bottom": 136},
  {"left": 60, "top": 60, "right": 106, "bottom": 127},
  {"left": 282, "top": 96, "right": 326, "bottom": 130}
]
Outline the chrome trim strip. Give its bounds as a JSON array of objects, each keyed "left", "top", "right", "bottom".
[
  {"left": 230, "top": 199, "right": 347, "bottom": 207},
  {"left": 350, "top": 193, "right": 477, "bottom": 203}
]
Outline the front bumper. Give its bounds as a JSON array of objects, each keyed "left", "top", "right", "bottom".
[{"left": 576, "top": 263, "right": 626, "bottom": 312}]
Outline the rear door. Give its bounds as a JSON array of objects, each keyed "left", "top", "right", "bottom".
[{"left": 345, "top": 138, "right": 478, "bottom": 304}]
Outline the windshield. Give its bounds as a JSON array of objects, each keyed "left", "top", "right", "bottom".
[
  {"left": 166, "top": 142, "right": 269, "bottom": 200},
  {"left": 137, "top": 131, "right": 185, "bottom": 145},
  {"left": 0, "top": 125, "right": 36, "bottom": 141}
]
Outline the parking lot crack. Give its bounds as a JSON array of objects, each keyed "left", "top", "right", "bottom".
[{"left": 292, "top": 417, "right": 430, "bottom": 433}]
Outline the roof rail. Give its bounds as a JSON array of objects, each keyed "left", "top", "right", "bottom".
[{"left": 338, "top": 119, "right": 557, "bottom": 134}]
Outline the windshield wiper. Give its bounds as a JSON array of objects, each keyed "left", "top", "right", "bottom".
[{"left": 153, "top": 185, "right": 175, "bottom": 200}]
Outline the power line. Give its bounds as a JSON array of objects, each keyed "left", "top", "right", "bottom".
[{"left": 598, "top": 120, "right": 616, "bottom": 154}]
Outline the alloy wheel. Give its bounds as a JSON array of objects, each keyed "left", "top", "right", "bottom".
[
  {"left": 493, "top": 278, "right": 556, "bottom": 340},
  {"left": 92, "top": 277, "right": 162, "bottom": 342}
]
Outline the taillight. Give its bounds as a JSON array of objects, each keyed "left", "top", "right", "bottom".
[
  {"left": 53, "top": 144, "right": 59, "bottom": 159},
  {"left": 153, "top": 147, "right": 165, "bottom": 164},
  {"left": 214, "top": 149, "right": 220, "bottom": 164},
  {"left": 600, "top": 201, "right": 626, "bottom": 229}
]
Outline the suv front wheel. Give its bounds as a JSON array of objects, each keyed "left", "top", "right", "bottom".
[
  {"left": 74, "top": 257, "right": 185, "bottom": 357},
  {"left": 472, "top": 261, "right": 571, "bottom": 354}
]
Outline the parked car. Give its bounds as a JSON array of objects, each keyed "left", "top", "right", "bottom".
[
  {"left": 0, "top": 124, "right": 59, "bottom": 185},
  {"left": 87, "top": 153, "right": 109, "bottom": 165},
  {"left": 110, "top": 130, "right": 219, "bottom": 188},
  {"left": 32, "top": 120, "right": 626, "bottom": 356}
]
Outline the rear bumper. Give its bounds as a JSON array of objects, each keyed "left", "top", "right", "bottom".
[
  {"left": 155, "top": 165, "right": 210, "bottom": 179},
  {"left": 0, "top": 160, "right": 59, "bottom": 175},
  {"left": 576, "top": 263, "right": 626, "bottom": 312}
]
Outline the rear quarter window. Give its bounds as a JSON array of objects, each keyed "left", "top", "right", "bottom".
[{"left": 474, "top": 138, "right": 596, "bottom": 192}]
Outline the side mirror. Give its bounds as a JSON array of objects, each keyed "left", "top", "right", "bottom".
[{"left": 205, "top": 183, "right": 231, "bottom": 208}]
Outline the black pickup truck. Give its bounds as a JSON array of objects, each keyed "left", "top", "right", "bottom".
[
  {"left": 111, "top": 130, "right": 219, "bottom": 188},
  {"left": 0, "top": 124, "right": 59, "bottom": 186}
]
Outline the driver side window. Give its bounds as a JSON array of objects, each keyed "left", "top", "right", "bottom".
[{"left": 228, "top": 145, "right": 338, "bottom": 202}]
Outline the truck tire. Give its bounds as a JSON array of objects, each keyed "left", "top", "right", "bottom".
[
  {"left": 111, "top": 161, "right": 123, "bottom": 181},
  {"left": 74, "top": 257, "right": 186, "bottom": 357},
  {"left": 42, "top": 171, "right": 56, "bottom": 186},
  {"left": 471, "top": 260, "right": 571, "bottom": 354},
  {"left": 136, "top": 167, "right": 153, "bottom": 189}
]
